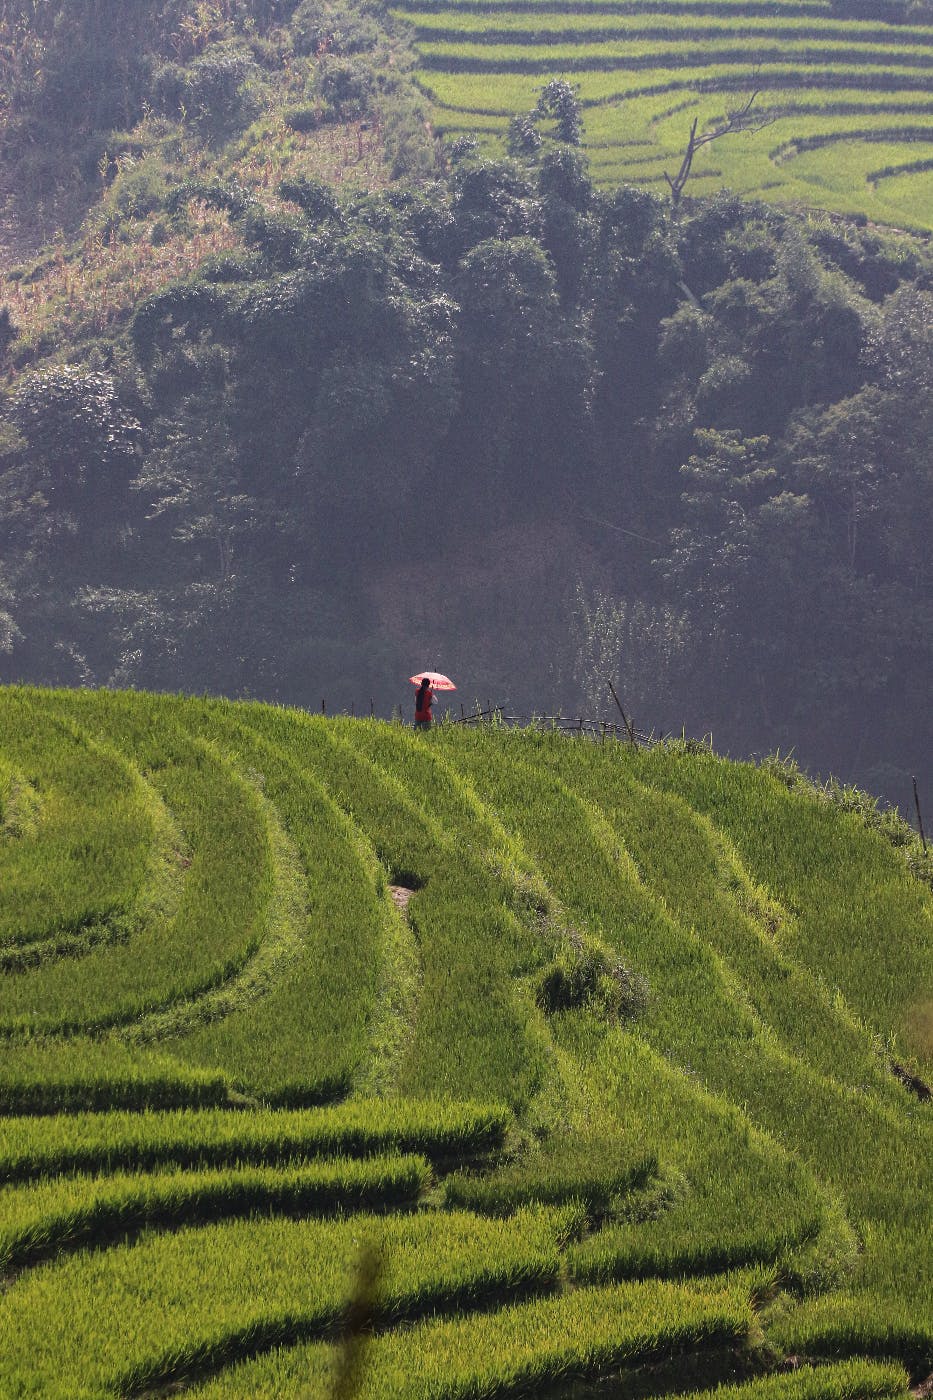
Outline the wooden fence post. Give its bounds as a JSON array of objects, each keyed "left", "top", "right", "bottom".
[
  {"left": 914, "top": 776, "right": 927, "bottom": 851},
  {"left": 607, "top": 680, "right": 638, "bottom": 747}
]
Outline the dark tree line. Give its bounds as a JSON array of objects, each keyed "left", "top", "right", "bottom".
[{"left": 0, "top": 152, "right": 931, "bottom": 804}]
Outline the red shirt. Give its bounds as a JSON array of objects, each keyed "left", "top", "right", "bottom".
[{"left": 415, "top": 686, "right": 434, "bottom": 721}]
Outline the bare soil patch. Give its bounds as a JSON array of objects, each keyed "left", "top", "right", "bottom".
[{"left": 389, "top": 885, "right": 416, "bottom": 912}]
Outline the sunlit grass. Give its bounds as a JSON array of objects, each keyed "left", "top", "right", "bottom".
[
  {"left": 0, "top": 1206, "right": 568, "bottom": 1397},
  {"left": 404, "top": 0, "right": 933, "bottom": 227},
  {"left": 1, "top": 690, "right": 930, "bottom": 1394}
]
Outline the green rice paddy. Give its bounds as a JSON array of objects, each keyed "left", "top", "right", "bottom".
[
  {"left": 396, "top": 0, "right": 933, "bottom": 227},
  {"left": 0, "top": 686, "right": 929, "bottom": 1397}
]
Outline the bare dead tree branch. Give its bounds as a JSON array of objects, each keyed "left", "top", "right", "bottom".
[{"left": 664, "top": 89, "right": 773, "bottom": 209}]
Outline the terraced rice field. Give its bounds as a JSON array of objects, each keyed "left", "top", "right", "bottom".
[
  {"left": 0, "top": 686, "right": 930, "bottom": 1397},
  {"left": 397, "top": 0, "right": 933, "bottom": 227}
]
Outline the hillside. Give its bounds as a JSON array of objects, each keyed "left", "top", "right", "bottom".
[
  {"left": 0, "top": 686, "right": 930, "bottom": 1398},
  {"left": 0, "top": 1, "right": 931, "bottom": 810}
]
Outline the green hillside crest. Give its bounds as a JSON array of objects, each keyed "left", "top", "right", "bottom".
[{"left": 0, "top": 685, "right": 929, "bottom": 1398}]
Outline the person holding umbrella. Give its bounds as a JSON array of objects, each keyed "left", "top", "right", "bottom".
[
  {"left": 410, "top": 671, "right": 456, "bottom": 728},
  {"left": 414, "top": 676, "right": 434, "bottom": 729}
]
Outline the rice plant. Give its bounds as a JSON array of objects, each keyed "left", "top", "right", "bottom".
[
  {"left": 0, "top": 689, "right": 929, "bottom": 1395},
  {"left": 0, "top": 1206, "right": 570, "bottom": 1397},
  {"left": 0, "top": 1100, "right": 512, "bottom": 1181},
  {"left": 393, "top": 0, "right": 933, "bottom": 226},
  {"left": 0, "top": 1154, "right": 432, "bottom": 1272}
]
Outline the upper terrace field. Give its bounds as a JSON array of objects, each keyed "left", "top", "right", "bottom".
[
  {"left": 398, "top": 0, "right": 933, "bottom": 228},
  {"left": 0, "top": 686, "right": 930, "bottom": 1397}
]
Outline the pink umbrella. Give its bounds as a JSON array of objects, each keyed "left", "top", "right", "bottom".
[{"left": 410, "top": 671, "right": 457, "bottom": 690}]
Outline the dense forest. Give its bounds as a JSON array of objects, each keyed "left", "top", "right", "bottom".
[{"left": 0, "top": 0, "right": 930, "bottom": 806}]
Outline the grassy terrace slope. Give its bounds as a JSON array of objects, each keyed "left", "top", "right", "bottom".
[
  {"left": 0, "top": 686, "right": 930, "bottom": 1398},
  {"left": 399, "top": 0, "right": 933, "bottom": 227}
]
